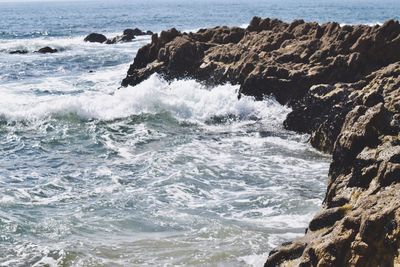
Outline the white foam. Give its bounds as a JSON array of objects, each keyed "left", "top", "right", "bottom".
[
  {"left": 1, "top": 244, "right": 66, "bottom": 267},
  {"left": 0, "top": 195, "right": 15, "bottom": 204},
  {"left": 239, "top": 252, "right": 268, "bottom": 267},
  {"left": 339, "top": 22, "right": 383, "bottom": 27},
  {"left": 0, "top": 74, "right": 289, "bottom": 125}
]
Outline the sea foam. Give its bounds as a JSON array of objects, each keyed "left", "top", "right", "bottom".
[{"left": 0, "top": 73, "right": 290, "bottom": 126}]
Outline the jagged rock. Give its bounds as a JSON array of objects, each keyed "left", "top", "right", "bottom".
[
  {"left": 278, "top": 64, "right": 400, "bottom": 267},
  {"left": 122, "top": 17, "right": 400, "bottom": 105},
  {"left": 84, "top": 33, "right": 107, "bottom": 43},
  {"left": 36, "top": 46, "right": 58, "bottom": 54},
  {"left": 121, "top": 17, "right": 400, "bottom": 267}
]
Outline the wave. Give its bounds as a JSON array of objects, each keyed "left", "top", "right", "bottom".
[{"left": 0, "top": 74, "right": 290, "bottom": 127}]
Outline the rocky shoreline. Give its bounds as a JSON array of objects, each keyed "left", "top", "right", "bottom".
[{"left": 122, "top": 18, "right": 400, "bottom": 266}]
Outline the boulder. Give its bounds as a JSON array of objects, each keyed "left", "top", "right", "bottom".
[{"left": 84, "top": 33, "right": 107, "bottom": 43}]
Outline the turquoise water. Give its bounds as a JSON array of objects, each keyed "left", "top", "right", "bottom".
[{"left": 1, "top": 0, "right": 397, "bottom": 266}]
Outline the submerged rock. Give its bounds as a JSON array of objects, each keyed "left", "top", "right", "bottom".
[
  {"left": 122, "top": 17, "right": 400, "bottom": 267},
  {"left": 84, "top": 33, "right": 107, "bottom": 43},
  {"left": 9, "top": 49, "right": 28, "bottom": 54}
]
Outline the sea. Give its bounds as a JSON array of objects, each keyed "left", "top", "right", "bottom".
[{"left": 0, "top": 0, "right": 399, "bottom": 266}]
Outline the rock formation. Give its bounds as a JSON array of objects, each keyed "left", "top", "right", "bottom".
[{"left": 122, "top": 17, "right": 400, "bottom": 266}]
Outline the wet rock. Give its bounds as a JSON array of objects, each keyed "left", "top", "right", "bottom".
[
  {"left": 84, "top": 33, "right": 107, "bottom": 43},
  {"left": 36, "top": 46, "right": 58, "bottom": 54}
]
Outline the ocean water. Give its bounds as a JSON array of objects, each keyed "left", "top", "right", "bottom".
[{"left": 0, "top": 0, "right": 398, "bottom": 266}]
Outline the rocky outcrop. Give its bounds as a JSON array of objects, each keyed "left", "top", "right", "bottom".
[
  {"left": 84, "top": 29, "right": 153, "bottom": 44},
  {"left": 122, "top": 17, "right": 400, "bottom": 267}
]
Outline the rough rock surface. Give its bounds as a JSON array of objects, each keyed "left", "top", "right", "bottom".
[
  {"left": 267, "top": 63, "right": 400, "bottom": 267},
  {"left": 122, "top": 17, "right": 400, "bottom": 267}
]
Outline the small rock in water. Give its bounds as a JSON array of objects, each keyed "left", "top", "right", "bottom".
[
  {"left": 124, "top": 28, "right": 143, "bottom": 36},
  {"left": 123, "top": 28, "right": 153, "bottom": 36},
  {"left": 106, "top": 34, "right": 135, "bottom": 44},
  {"left": 85, "top": 28, "right": 153, "bottom": 45},
  {"left": 84, "top": 33, "right": 108, "bottom": 43},
  {"left": 106, "top": 28, "right": 153, "bottom": 44},
  {"left": 36, "top": 46, "right": 58, "bottom": 54}
]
